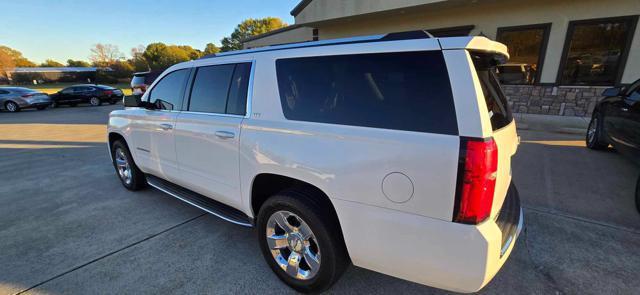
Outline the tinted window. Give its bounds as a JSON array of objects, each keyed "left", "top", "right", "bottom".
[
  {"left": 560, "top": 17, "right": 637, "bottom": 85},
  {"left": 628, "top": 81, "right": 640, "bottom": 101},
  {"left": 496, "top": 24, "right": 549, "bottom": 85},
  {"left": 471, "top": 53, "right": 513, "bottom": 131},
  {"left": 275, "top": 51, "right": 457, "bottom": 134},
  {"left": 0, "top": 90, "right": 8, "bottom": 94},
  {"left": 188, "top": 64, "right": 234, "bottom": 113},
  {"left": 148, "top": 69, "right": 189, "bottom": 111},
  {"left": 226, "top": 63, "right": 251, "bottom": 115}
]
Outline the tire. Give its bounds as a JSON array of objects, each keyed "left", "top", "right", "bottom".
[
  {"left": 636, "top": 175, "right": 640, "bottom": 214},
  {"left": 108, "top": 99, "right": 117, "bottom": 105},
  {"left": 586, "top": 112, "right": 608, "bottom": 150},
  {"left": 50, "top": 101, "right": 58, "bottom": 108},
  {"left": 257, "top": 188, "right": 349, "bottom": 293},
  {"left": 89, "top": 97, "right": 102, "bottom": 106},
  {"left": 5, "top": 101, "right": 20, "bottom": 112},
  {"left": 36, "top": 106, "right": 47, "bottom": 110},
  {"left": 111, "top": 140, "right": 147, "bottom": 190}
]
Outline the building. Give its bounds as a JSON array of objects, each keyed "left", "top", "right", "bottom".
[
  {"left": 2, "top": 67, "right": 100, "bottom": 84},
  {"left": 243, "top": 0, "right": 640, "bottom": 116}
]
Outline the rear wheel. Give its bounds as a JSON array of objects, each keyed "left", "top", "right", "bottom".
[
  {"left": 586, "top": 112, "right": 608, "bottom": 150},
  {"left": 89, "top": 97, "right": 101, "bottom": 106},
  {"left": 111, "top": 140, "right": 147, "bottom": 190},
  {"left": 5, "top": 101, "right": 19, "bottom": 112},
  {"left": 257, "top": 189, "right": 349, "bottom": 293}
]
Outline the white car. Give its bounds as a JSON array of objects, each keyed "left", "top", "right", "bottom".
[{"left": 107, "top": 31, "right": 522, "bottom": 293}]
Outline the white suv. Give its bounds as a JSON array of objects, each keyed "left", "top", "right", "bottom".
[{"left": 108, "top": 31, "right": 522, "bottom": 293}]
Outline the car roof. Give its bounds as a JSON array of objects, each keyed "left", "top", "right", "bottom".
[
  {"left": 66, "top": 84, "right": 113, "bottom": 89},
  {"left": 0, "top": 87, "right": 38, "bottom": 92}
]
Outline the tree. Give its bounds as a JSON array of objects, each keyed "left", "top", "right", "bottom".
[
  {"left": 109, "top": 60, "right": 134, "bottom": 79},
  {"left": 0, "top": 50, "right": 15, "bottom": 81},
  {"left": 67, "top": 59, "right": 91, "bottom": 67},
  {"left": 130, "top": 45, "right": 149, "bottom": 72},
  {"left": 203, "top": 43, "right": 220, "bottom": 55},
  {"left": 0, "top": 46, "right": 36, "bottom": 67},
  {"left": 89, "top": 43, "right": 123, "bottom": 67},
  {"left": 220, "top": 17, "right": 287, "bottom": 52},
  {"left": 142, "top": 43, "right": 198, "bottom": 71},
  {"left": 40, "top": 59, "right": 64, "bottom": 67}
]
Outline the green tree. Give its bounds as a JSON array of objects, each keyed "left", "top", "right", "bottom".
[
  {"left": 40, "top": 59, "right": 65, "bottom": 67},
  {"left": 220, "top": 17, "right": 287, "bottom": 52},
  {"left": 67, "top": 59, "right": 91, "bottom": 67},
  {"left": 109, "top": 60, "right": 134, "bottom": 79},
  {"left": 203, "top": 43, "right": 220, "bottom": 55},
  {"left": 129, "top": 45, "right": 149, "bottom": 72},
  {"left": 0, "top": 46, "right": 36, "bottom": 67},
  {"left": 142, "top": 43, "right": 199, "bottom": 71}
]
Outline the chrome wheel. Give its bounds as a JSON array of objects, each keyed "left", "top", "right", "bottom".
[
  {"left": 5, "top": 102, "right": 18, "bottom": 112},
  {"left": 89, "top": 97, "right": 100, "bottom": 106},
  {"left": 266, "top": 211, "right": 321, "bottom": 280},
  {"left": 587, "top": 116, "right": 598, "bottom": 144},
  {"left": 114, "top": 148, "right": 132, "bottom": 185}
]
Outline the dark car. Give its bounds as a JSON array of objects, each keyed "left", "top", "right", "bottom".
[
  {"left": 0, "top": 87, "right": 51, "bottom": 112},
  {"left": 587, "top": 78, "right": 640, "bottom": 212},
  {"left": 50, "top": 84, "right": 123, "bottom": 107}
]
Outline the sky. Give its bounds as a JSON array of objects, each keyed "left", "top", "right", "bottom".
[{"left": 0, "top": 0, "right": 299, "bottom": 64}]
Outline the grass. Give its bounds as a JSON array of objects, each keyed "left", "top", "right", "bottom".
[{"left": 22, "top": 83, "right": 132, "bottom": 96}]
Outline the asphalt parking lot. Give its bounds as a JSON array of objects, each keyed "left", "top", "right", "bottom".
[{"left": 1, "top": 105, "right": 639, "bottom": 295}]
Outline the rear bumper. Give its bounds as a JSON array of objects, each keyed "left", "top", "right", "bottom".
[{"left": 333, "top": 182, "right": 522, "bottom": 293}]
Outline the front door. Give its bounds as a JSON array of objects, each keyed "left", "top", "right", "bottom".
[
  {"left": 173, "top": 62, "right": 251, "bottom": 208},
  {"left": 131, "top": 68, "right": 191, "bottom": 182}
]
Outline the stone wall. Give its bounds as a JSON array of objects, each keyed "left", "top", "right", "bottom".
[{"left": 503, "top": 85, "right": 607, "bottom": 117}]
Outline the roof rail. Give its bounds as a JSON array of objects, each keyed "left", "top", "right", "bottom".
[{"left": 198, "top": 30, "right": 433, "bottom": 60}]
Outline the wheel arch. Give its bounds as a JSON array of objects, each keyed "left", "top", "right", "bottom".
[{"left": 249, "top": 173, "right": 350, "bottom": 256}]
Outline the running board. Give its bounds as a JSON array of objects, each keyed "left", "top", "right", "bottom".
[{"left": 146, "top": 175, "right": 253, "bottom": 227}]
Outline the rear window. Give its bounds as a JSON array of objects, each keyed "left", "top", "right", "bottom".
[
  {"left": 472, "top": 53, "right": 513, "bottom": 131},
  {"left": 275, "top": 51, "right": 457, "bottom": 135},
  {"left": 132, "top": 75, "right": 146, "bottom": 86}
]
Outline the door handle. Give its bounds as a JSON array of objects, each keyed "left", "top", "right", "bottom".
[
  {"left": 621, "top": 107, "right": 629, "bottom": 112},
  {"left": 159, "top": 123, "right": 173, "bottom": 130},
  {"left": 215, "top": 131, "right": 235, "bottom": 139}
]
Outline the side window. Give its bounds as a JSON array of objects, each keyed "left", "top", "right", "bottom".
[
  {"left": 148, "top": 69, "right": 190, "bottom": 111},
  {"left": 275, "top": 51, "right": 457, "bottom": 134},
  {"left": 0, "top": 90, "right": 8, "bottom": 94},
  {"left": 62, "top": 87, "right": 74, "bottom": 94},
  {"left": 226, "top": 63, "right": 251, "bottom": 115},
  {"left": 188, "top": 64, "right": 235, "bottom": 113},
  {"left": 627, "top": 81, "right": 640, "bottom": 101}
]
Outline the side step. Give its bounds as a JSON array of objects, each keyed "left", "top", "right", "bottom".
[{"left": 146, "top": 175, "right": 253, "bottom": 227}]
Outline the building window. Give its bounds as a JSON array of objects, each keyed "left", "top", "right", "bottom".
[
  {"left": 496, "top": 23, "right": 551, "bottom": 85},
  {"left": 558, "top": 16, "right": 638, "bottom": 86}
]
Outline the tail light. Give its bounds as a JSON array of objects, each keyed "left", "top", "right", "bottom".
[
  {"left": 103, "top": 90, "right": 114, "bottom": 95},
  {"left": 453, "top": 138, "right": 498, "bottom": 224}
]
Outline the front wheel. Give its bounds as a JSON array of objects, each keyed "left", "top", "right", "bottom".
[
  {"left": 586, "top": 112, "right": 608, "bottom": 150},
  {"left": 257, "top": 189, "right": 349, "bottom": 293},
  {"left": 111, "top": 140, "right": 147, "bottom": 190}
]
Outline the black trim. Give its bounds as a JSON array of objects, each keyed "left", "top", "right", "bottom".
[
  {"left": 290, "top": 0, "right": 313, "bottom": 16},
  {"left": 312, "top": 28, "right": 319, "bottom": 41},
  {"left": 556, "top": 15, "right": 639, "bottom": 86},
  {"left": 496, "top": 182, "right": 521, "bottom": 257},
  {"left": 496, "top": 23, "right": 552, "bottom": 85},
  {"left": 428, "top": 25, "right": 475, "bottom": 37}
]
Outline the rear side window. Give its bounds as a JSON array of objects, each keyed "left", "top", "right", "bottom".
[
  {"left": 189, "top": 64, "right": 235, "bottom": 113},
  {"left": 471, "top": 53, "right": 513, "bottom": 130},
  {"left": 148, "top": 69, "right": 190, "bottom": 111},
  {"left": 226, "top": 63, "right": 251, "bottom": 115},
  {"left": 275, "top": 51, "right": 457, "bottom": 135}
]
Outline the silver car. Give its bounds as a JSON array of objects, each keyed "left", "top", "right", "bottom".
[{"left": 0, "top": 87, "right": 51, "bottom": 112}]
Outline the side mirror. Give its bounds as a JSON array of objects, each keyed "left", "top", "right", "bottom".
[
  {"left": 602, "top": 87, "right": 622, "bottom": 97},
  {"left": 123, "top": 95, "right": 142, "bottom": 107}
]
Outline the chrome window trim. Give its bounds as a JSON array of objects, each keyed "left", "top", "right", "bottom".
[{"left": 180, "top": 110, "right": 245, "bottom": 118}]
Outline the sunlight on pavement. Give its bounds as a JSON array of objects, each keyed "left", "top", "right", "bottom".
[
  {"left": 0, "top": 124, "right": 106, "bottom": 143},
  {"left": 522, "top": 140, "right": 586, "bottom": 147}
]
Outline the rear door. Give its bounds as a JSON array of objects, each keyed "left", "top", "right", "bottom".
[
  {"left": 173, "top": 62, "right": 251, "bottom": 208},
  {"left": 131, "top": 68, "right": 190, "bottom": 182}
]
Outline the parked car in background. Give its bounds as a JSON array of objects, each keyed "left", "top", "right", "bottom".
[
  {"left": 50, "top": 84, "right": 123, "bottom": 107},
  {"left": 587, "top": 78, "right": 640, "bottom": 212},
  {"left": 108, "top": 32, "right": 522, "bottom": 293},
  {"left": 131, "top": 71, "right": 161, "bottom": 95},
  {"left": 0, "top": 87, "right": 51, "bottom": 112},
  {"left": 497, "top": 63, "right": 534, "bottom": 84}
]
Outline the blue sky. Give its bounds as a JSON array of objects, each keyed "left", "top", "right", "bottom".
[{"left": 0, "top": 0, "right": 299, "bottom": 63}]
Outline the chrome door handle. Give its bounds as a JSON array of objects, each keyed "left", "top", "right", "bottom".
[
  {"left": 160, "top": 123, "right": 173, "bottom": 130},
  {"left": 215, "top": 131, "right": 235, "bottom": 139}
]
